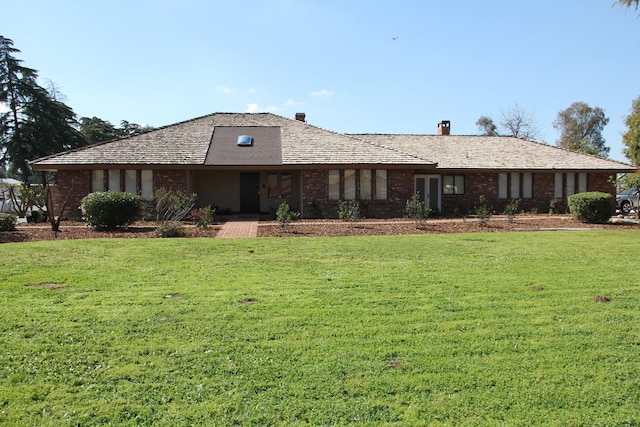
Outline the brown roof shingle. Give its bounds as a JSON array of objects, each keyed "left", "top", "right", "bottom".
[{"left": 31, "top": 113, "right": 634, "bottom": 172}]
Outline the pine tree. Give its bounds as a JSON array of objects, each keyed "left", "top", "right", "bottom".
[{"left": 0, "top": 35, "right": 86, "bottom": 181}]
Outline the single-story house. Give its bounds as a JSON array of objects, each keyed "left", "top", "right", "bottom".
[{"left": 31, "top": 112, "right": 636, "bottom": 218}]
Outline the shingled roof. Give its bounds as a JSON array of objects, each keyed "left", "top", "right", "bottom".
[
  {"left": 31, "top": 113, "right": 634, "bottom": 172},
  {"left": 31, "top": 113, "right": 430, "bottom": 168},
  {"left": 351, "top": 134, "right": 635, "bottom": 171}
]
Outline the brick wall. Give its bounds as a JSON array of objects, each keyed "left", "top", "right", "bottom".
[
  {"left": 301, "top": 168, "right": 412, "bottom": 218},
  {"left": 440, "top": 171, "right": 617, "bottom": 215},
  {"left": 49, "top": 169, "right": 91, "bottom": 219},
  {"left": 154, "top": 170, "right": 189, "bottom": 192}
]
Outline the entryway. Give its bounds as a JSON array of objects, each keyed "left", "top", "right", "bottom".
[{"left": 240, "top": 173, "right": 260, "bottom": 212}]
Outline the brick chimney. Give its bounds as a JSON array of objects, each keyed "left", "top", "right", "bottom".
[
  {"left": 295, "top": 113, "right": 306, "bottom": 122},
  {"left": 437, "top": 120, "right": 450, "bottom": 136}
]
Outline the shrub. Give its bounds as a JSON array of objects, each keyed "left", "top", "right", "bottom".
[
  {"left": 191, "top": 206, "right": 215, "bottom": 229},
  {"left": 475, "top": 195, "right": 492, "bottom": 226},
  {"left": 338, "top": 200, "right": 362, "bottom": 222},
  {"left": 81, "top": 192, "right": 141, "bottom": 230},
  {"left": 156, "top": 221, "right": 186, "bottom": 238},
  {"left": 276, "top": 200, "right": 292, "bottom": 230},
  {"left": 567, "top": 192, "right": 612, "bottom": 223},
  {"left": 503, "top": 198, "right": 520, "bottom": 223},
  {"left": 0, "top": 213, "right": 17, "bottom": 231},
  {"left": 405, "top": 193, "right": 429, "bottom": 228}
]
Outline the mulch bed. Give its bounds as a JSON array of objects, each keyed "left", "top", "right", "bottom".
[
  {"left": 0, "top": 221, "right": 220, "bottom": 243},
  {"left": 257, "top": 216, "right": 639, "bottom": 238},
  {"left": 1, "top": 216, "right": 637, "bottom": 243}
]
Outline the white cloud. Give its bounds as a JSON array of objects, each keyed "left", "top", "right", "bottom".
[
  {"left": 310, "top": 89, "right": 334, "bottom": 97},
  {"left": 216, "top": 86, "right": 232, "bottom": 94},
  {"left": 285, "top": 99, "right": 300, "bottom": 106},
  {"left": 246, "top": 103, "right": 259, "bottom": 113}
]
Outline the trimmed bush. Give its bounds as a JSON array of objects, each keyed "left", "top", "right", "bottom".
[
  {"left": 567, "top": 192, "right": 612, "bottom": 223},
  {"left": 81, "top": 192, "right": 142, "bottom": 230},
  {"left": 0, "top": 213, "right": 17, "bottom": 231}
]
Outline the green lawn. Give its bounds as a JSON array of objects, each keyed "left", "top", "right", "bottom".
[{"left": 1, "top": 231, "right": 639, "bottom": 426}]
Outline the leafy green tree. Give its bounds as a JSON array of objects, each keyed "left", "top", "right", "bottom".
[
  {"left": 622, "top": 96, "right": 640, "bottom": 165},
  {"left": 0, "top": 35, "right": 86, "bottom": 181},
  {"left": 553, "top": 101, "right": 610, "bottom": 157}
]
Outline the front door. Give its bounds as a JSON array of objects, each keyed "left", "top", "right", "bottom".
[
  {"left": 240, "top": 173, "right": 260, "bottom": 212},
  {"left": 415, "top": 175, "right": 441, "bottom": 213}
]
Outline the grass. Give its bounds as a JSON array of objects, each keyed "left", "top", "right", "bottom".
[{"left": 0, "top": 230, "right": 639, "bottom": 426}]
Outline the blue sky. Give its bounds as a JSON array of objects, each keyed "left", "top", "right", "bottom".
[{"left": 3, "top": 0, "right": 639, "bottom": 162}]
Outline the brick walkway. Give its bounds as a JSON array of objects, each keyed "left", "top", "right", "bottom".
[{"left": 216, "top": 220, "right": 258, "bottom": 238}]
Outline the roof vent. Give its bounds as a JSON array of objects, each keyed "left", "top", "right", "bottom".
[{"left": 237, "top": 135, "right": 253, "bottom": 146}]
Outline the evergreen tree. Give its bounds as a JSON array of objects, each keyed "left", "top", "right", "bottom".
[{"left": 0, "top": 35, "right": 86, "bottom": 181}]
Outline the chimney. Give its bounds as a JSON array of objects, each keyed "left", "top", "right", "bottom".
[
  {"left": 437, "top": 120, "right": 450, "bottom": 136},
  {"left": 295, "top": 112, "right": 306, "bottom": 122}
]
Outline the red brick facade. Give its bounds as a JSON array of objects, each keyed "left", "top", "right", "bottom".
[
  {"left": 50, "top": 167, "right": 617, "bottom": 220},
  {"left": 50, "top": 169, "right": 190, "bottom": 219}
]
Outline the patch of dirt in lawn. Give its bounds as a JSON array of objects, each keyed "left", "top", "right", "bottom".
[{"left": 26, "top": 282, "right": 67, "bottom": 290}]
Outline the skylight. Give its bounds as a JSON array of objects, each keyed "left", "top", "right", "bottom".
[{"left": 237, "top": 135, "right": 253, "bottom": 146}]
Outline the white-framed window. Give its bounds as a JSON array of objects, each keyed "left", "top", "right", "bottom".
[
  {"left": 500, "top": 172, "right": 533, "bottom": 199},
  {"left": 555, "top": 172, "right": 587, "bottom": 198},
  {"left": 344, "top": 169, "right": 356, "bottom": 200},
  {"left": 141, "top": 170, "right": 153, "bottom": 201},
  {"left": 92, "top": 170, "right": 104, "bottom": 193},
  {"left": 555, "top": 173, "right": 563, "bottom": 198},
  {"left": 375, "top": 170, "right": 387, "bottom": 200},
  {"left": 578, "top": 173, "right": 587, "bottom": 193},
  {"left": 125, "top": 170, "right": 137, "bottom": 194},
  {"left": 328, "top": 170, "right": 340, "bottom": 200},
  {"left": 361, "top": 169, "right": 372, "bottom": 200},
  {"left": 443, "top": 175, "right": 465, "bottom": 195},
  {"left": 510, "top": 173, "right": 520, "bottom": 198},
  {"left": 566, "top": 173, "right": 575, "bottom": 197},
  {"left": 498, "top": 173, "right": 508, "bottom": 199},
  {"left": 328, "top": 169, "right": 388, "bottom": 201},
  {"left": 108, "top": 170, "right": 121, "bottom": 192}
]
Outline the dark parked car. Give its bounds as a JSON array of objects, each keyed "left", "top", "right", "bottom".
[{"left": 616, "top": 188, "right": 639, "bottom": 214}]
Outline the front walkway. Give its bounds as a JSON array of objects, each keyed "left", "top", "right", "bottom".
[{"left": 216, "top": 220, "right": 258, "bottom": 238}]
